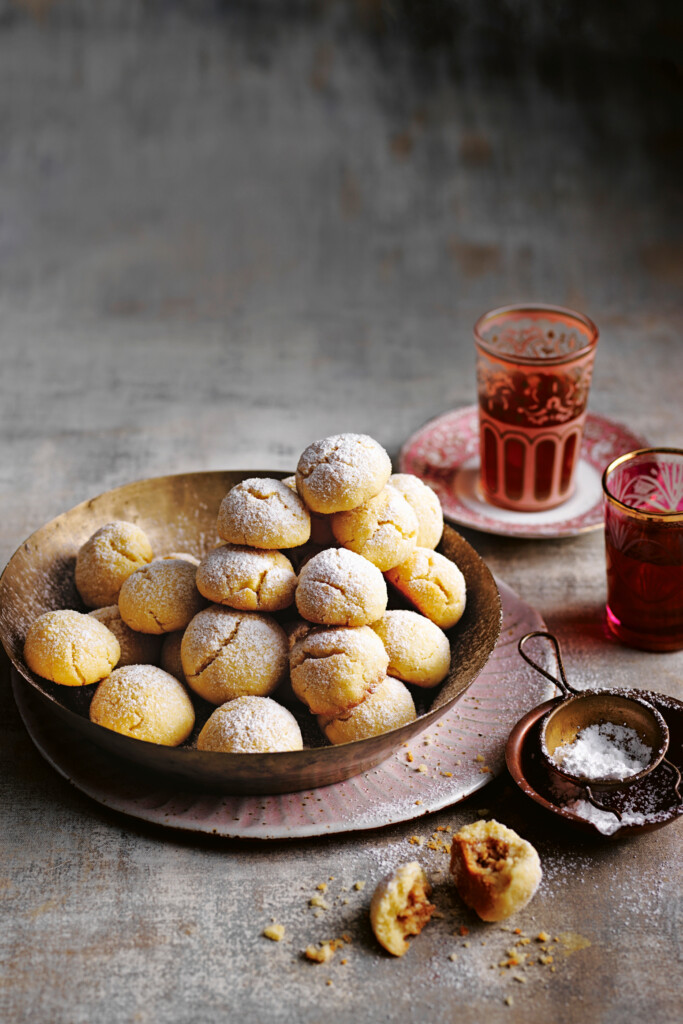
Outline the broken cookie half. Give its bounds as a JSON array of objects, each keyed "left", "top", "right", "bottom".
[
  {"left": 370, "top": 861, "right": 435, "bottom": 956},
  {"left": 449, "top": 819, "right": 542, "bottom": 922}
]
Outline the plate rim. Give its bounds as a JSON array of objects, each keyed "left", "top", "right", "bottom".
[{"left": 11, "top": 577, "right": 552, "bottom": 840}]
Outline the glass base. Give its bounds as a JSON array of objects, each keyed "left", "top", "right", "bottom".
[{"left": 606, "top": 606, "right": 683, "bottom": 653}]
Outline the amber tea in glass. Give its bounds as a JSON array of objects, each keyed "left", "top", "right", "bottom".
[
  {"left": 603, "top": 448, "right": 683, "bottom": 651},
  {"left": 474, "top": 304, "right": 599, "bottom": 512}
]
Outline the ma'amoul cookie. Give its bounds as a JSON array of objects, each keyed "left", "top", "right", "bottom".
[
  {"left": 295, "top": 547, "right": 387, "bottom": 627},
  {"left": 75, "top": 521, "right": 153, "bottom": 608},
  {"left": 181, "top": 606, "right": 288, "bottom": 705},
  {"left": 318, "top": 676, "right": 416, "bottom": 744},
  {"left": 118, "top": 558, "right": 205, "bottom": 634},
  {"left": 370, "top": 610, "right": 450, "bottom": 688},
  {"left": 388, "top": 474, "right": 443, "bottom": 549},
  {"left": 196, "top": 545, "right": 297, "bottom": 612},
  {"left": 289, "top": 625, "right": 388, "bottom": 717},
  {"left": 449, "top": 820, "right": 542, "bottom": 922},
  {"left": 24, "top": 609, "right": 120, "bottom": 687},
  {"left": 385, "top": 548, "right": 466, "bottom": 630},
  {"left": 217, "top": 478, "right": 310, "bottom": 549},
  {"left": 296, "top": 434, "right": 391, "bottom": 514},
  {"left": 89, "top": 665, "right": 195, "bottom": 747},
  {"left": 197, "top": 696, "right": 303, "bottom": 753},
  {"left": 331, "top": 486, "right": 418, "bottom": 571},
  {"left": 89, "top": 605, "right": 162, "bottom": 668},
  {"left": 370, "top": 862, "right": 435, "bottom": 957}
]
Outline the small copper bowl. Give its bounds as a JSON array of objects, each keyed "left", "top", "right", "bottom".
[
  {"left": 0, "top": 470, "right": 502, "bottom": 795},
  {"left": 518, "top": 632, "right": 681, "bottom": 818}
]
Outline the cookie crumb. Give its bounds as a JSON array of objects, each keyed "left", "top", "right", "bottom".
[
  {"left": 449, "top": 952, "right": 458, "bottom": 961},
  {"left": 537, "top": 931, "right": 550, "bottom": 942},
  {"left": 354, "top": 881, "right": 366, "bottom": 891},
  {"left": 263, "top": 924, "right": 285, "bottom": 941},
  {"left": 310, "top": 895, "right": 330, "bottom": 909},
  {"left": 317, "top": 882, "right": 328, "bottom": 892}
]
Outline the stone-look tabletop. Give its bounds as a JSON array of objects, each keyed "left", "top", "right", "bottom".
[{"left": 0, "top": 4, "right": 681, "bottom": 1023}]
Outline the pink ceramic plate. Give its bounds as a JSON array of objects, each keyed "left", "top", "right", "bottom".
[
  {"left": 12, "top": 578, "right": 553, "bottom": 840},
  {"left": 400, "top": 407, "right": 648, "bottom": 539}
]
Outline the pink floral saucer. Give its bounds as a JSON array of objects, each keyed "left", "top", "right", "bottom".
[{"left": 400, "top": 407, "right": 647, "bottom": 539}]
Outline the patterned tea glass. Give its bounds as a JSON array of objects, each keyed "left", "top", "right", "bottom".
[
  {"left": 603, "top": 448, "right": 683, "bottom": 652},
  {"left": 474, "top": 304, "right": 599, "bottom": 511}
]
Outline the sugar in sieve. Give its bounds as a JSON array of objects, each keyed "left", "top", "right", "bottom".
[{"left": 517, "top": 631, "right": 682, "bottom": 819}]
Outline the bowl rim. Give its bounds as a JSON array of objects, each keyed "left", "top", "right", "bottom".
[{"left": 0, "top": 468, "right": 503, "bottom": 774}]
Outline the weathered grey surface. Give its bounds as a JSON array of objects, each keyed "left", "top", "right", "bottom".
[{"left": 0, "top": 3, "right": 682, "bottom": 1022}]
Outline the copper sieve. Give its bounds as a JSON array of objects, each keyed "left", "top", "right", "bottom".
[{"left": 517, "top": 631, "right": 682, "bottom": 819}]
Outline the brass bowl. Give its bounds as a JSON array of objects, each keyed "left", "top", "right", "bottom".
[{"left": 0, "top": 470, "right": 502, "bottom": 794}]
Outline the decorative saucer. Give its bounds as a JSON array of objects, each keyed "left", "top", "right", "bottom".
[
  {"left": 12, "top": 579, "right": 553, "bottom": 841},
  {"left": 506, "top": 691, "right": 683, "bottom": 838},
  {"left": 399, "top": 406, "right": 648, "bottom": 539}
]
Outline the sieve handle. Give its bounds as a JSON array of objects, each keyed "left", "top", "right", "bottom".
[{"left": 517, "top": 631, "right": 581, "bottom": 697}]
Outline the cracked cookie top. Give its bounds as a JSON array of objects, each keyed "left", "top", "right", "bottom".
[
  {"left": 217, "top": 478, "right": 311, "bottom": 549},
  {"left": 289, "top": 624, "right": 389, "bottom": 717},
  {"left": 331, "top": 485, "right": 419, "bottom": 571},
  {"left": 296, "top": 434, "right": 391, "bottom": 514},
  {"left": 24, "top": 608, "right": 120, "bottom": 687},
  {"left": 385, "top": 548, "right": 467, "bottom": 630},
  {"left": 196, "top": 544, "right": 297, "bottom": 612},
  {"left": 89, "top": 664, "right": 195, "bottom": 746},
  {"left": 295, "top": 547, "right": 387, "bottom": 627},
  {"left": 181, "top": 605, "right": 288, "bottom": 705},
  {"left": 75, "top": 520, "right": 154, "bottom": 608},
  {"left": 118, "top": 558, "right": 206, "bottom": 635}
]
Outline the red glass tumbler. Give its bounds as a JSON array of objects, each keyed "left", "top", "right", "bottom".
[
  {"left": 474, "top": 304, "right": 599, "bottom": 511},
  {"left": 603, "top": 448, "right": 683, "bottom": 652}
]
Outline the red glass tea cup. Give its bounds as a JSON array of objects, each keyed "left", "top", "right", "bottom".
[
  {"left": 603, "top": 448, "right": 683, "bottom": 652},
  {"left": 474, "top": 304, "right": 599, "bottom": 511}
]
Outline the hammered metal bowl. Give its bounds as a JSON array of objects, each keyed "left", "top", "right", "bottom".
[{"left": 0, "top": 470, "right": 502, "bottom": 794}]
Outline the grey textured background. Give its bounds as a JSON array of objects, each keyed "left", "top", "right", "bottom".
[{"left": 0, "top": 2, "right": 682, "bottom": 1022}]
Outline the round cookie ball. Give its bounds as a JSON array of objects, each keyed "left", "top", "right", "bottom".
[
  {"left": 385, "top": 548, "right": 466, "bottom": 630},
  {"left": 217, "top": 478, "right": 310, "bottom": 549},
  {"left": 295, "top": 548, "right": 387, "bottom": 627},
  {"left": 89, "top": 605, "right": 162, "bottom": 668},
  {"left": 75, "top": 521, "right": 153, "bottom": 608},
  {"left": 388, "top": 474, "right": 443, "bottom": 550},
  {"left": 118, "top": 558, "right": 205, "bottom": 635},
  {"left": 296, "top": 434, "right": 392, "bottom": 514},
  {"left": 370, "top": 610, "right": 450, "bottom": 688},
  {"left": 318, "top": 676, "right": 416, "bottom": 744},
  {"left": 289, "top": 625, "right": 388, "bottom": 717},
  {"left": 89, "top": 665, "right": 195, "bottom": 747},
  {"left": 24, "top": 609, "right": 120, "bottom": 687},
  {"left": 181, "top": 606, "right": 288, "bottom": 705},
  {"left": 197, "top": 696, "right": 303, "bottom": 753},
  {"left": 196, "top": 545, "right": 297, "bottom": 612},
  {"left": 331, "top": 486, "right": 419, "bottom": 571},
  {"left": 160, "top": 630, "right": 185, "bottom": 682}
]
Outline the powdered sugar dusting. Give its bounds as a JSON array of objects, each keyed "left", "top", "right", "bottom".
[
  {"left": 551, "top": 723, "right": 652, "bottom": 781},
  {"left": 296, "top": 547, "right": 387, "bottom": 626},
  {"left": 198, "top": 696, "right": 303, "bottom": 753},
  {"left": 217, "top": 478, "right": 310, "bottom": 548}
]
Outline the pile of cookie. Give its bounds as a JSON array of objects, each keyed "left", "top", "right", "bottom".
[{"left": 23, "top": 433, "right": 468, "bottom": 753}]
